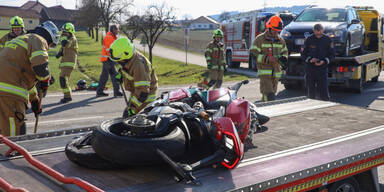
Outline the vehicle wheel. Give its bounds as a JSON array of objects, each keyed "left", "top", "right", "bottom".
[
  {"left": 65, "top": 133, "right": 125, "bottom": 170},
  {"left": 226, "top": 51, "right": 240, "bottom": 68},
  {"left": 328, "top": 178, "right": 359, "bottom": 192},
  {"left": 344, "top": 37, "right": 351, "bottom": 57},
  {"left": 91, "top": 118, "right": 186, "bottom": 165},
  {"left": 248, "top": 54, "right": 257, "bottom": 71},
  {"left": 356, "top": 36, "right": 366, "bottom": 55}
]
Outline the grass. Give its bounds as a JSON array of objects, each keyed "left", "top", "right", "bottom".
[{"left": 0, "top": 30, "right": 248, "bottom": 92}]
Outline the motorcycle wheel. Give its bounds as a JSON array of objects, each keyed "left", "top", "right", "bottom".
[
  {"left": 91, "top": 118, "right": 186, "bottom": 165},
  {"left": 65, "top": 133, "right": 125, "bottom": 170}
]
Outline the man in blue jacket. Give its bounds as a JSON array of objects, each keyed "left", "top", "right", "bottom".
[{"left": 301, "top": 24, "right": 335, "bottom": 101}]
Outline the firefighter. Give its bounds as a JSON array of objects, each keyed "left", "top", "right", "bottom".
[
  {"left": 301, "top": 24, "right": 335, "bottom": 101},
  {"left": 55, "top": 22, "right": 78, "bottom": 103},
  {"left": 109, "top": 37, "right": 158, "bottom": 118},
  {"left": 204, "top": 29, "right": 226, "bottom": 89},
  {"left": 0, "top": 21, "right": 59, "bottom": 136},
  {"left": 250, "top": 15, "right": 288, "bottom": 102},
  {"left": 0, "top": 16, "right": 25, "bottom": 51}
]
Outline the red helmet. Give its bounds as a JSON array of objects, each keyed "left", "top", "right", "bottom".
[{"left": 266, "top": 15, "right": 284, "bottom": 32}]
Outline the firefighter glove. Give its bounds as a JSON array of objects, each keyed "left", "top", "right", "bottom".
[
  {"left": 115, "top": 69, "right": 123, "bottom": 84},
  {"left": 55, "top": 49, "right": 63, "bottom": 58},
  {"left": 39, "top": 77, "right": 50, "bottom": 90},
  {"left": 61, "top": 39, "right": 68, "bottom": 47},
  {"left": 123, "top": 107, "right": 136, "bottom": 118},
  {"left": 31, "top": 99, "right": 42, "bottom": 116},
  {"left": 278, "top": 56, "right": 288, "bottom": 70}
]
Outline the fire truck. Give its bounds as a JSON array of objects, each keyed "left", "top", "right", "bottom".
[
  {"left": 222, "top": 11, "right": 295, "bottom": 71},
  {"left": 1, "top": 97, "right": 384, "bottom": 191}
]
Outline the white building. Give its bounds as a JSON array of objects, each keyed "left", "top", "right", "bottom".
[{"left": 189, "top": 16, "right": 220, "bottom": 30}]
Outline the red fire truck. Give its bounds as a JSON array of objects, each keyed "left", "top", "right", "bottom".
[{"left": 222, "top": 11, "right": 295, "bottom": 71}]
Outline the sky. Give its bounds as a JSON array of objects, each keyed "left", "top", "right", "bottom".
[{"left": 0, "top": 0, "right": 383, "bottom": 19}]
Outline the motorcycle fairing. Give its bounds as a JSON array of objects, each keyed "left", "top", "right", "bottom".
[
  {"left": 207, "top": 88, "right": 229, "bottom": 102},
  {"left": 225, "top": 99, "right": 251, "bottom": 143},
  {"left": 164, "top": 88, "right": 191, "bottom": 101},
  {"left": 214, "top": 117, "right": 244, "bottom": 169}
]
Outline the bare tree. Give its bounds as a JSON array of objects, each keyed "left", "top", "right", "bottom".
[
  {"left": 126, "top": 3, "right": 176, "bottom": 63},
  {"left": 120, "top": 15, "right": 141, "bottom": 41},
  {"left": 75, "top": 0, "right": 101, "bottom": 41},
  {"left": 218, "top": 11, "right": 231, "bottom": 22},
  {"left": 97, "top": 0, "right": 133, "bottom": 32}
]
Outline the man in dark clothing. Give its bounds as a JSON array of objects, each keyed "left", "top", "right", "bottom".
[{"left": 301, "top": 24, "right": 335, "bottom": 101}]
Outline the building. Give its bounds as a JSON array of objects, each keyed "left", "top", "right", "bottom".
[
  {"left": 0, "top": 1, "right": 78, "bottom": 30},
  {"left": 0, "top": 6, "right": 40, "bottom": 30},
  {"left": 189, "top": 16, "right": 220, "bottom": 30}
]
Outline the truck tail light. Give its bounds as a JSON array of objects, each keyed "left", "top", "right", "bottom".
[{"left": 335, "top": 66, "right": 354, "bottom": 72}]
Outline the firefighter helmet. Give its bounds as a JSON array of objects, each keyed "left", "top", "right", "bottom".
[
  {"left": 38, "top": 21, "right": 60, "bottom": 45},
  {"left": 9, "top": 16, "right": 24, "bottom": 28},
  {"left": 109, "top": 37, "right": 135, "bottom": 62},
  {"left": 77, "top": 79, "right": 87, "bottom": 90},
  {"left": 266, "top": 15, "right": 284, "bottom": 32},
  {"left": 61, "top": 22, "right": 75, "bottom": 34},
  {"left": 212, "top": 29, "right": 223, "bottom": 38}
]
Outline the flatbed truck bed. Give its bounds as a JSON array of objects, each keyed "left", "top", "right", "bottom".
[{"left": 1, "top": 98, "right": 384, "bottom": 191}]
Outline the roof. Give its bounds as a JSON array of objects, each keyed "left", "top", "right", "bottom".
[
  {"left": 44, "top": 6, "right": 77, "bottom": 21},
  {"left": 0, "top": 5, "right": 41, "bottom": 18},
  {"left": 20, "top": 1, "right": 46, "bottom": 13},
  {"left": 191, "top": 16, "right": 219, "bottom": 24}
]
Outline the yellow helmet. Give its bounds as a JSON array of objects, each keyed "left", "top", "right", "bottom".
[
  {"left": 61, "top": 22, "right": 75, "bottom": 34},
  {"left": 9, "top": 16, "right": 24, "bottom": 28},
  {"left": 212, "top": 29, "right": 223, "bottom": 38},
  {"left": 109, "top": 37, "right": 135, "bottom": 62}
]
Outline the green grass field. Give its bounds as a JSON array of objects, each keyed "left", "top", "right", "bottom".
[{"left": 0, "top": 30, "right": 247, "bottom": 92}]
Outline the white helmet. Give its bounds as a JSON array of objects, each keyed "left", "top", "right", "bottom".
[{"left": 40, "top": 21, "right": 60, "bottom": 45}]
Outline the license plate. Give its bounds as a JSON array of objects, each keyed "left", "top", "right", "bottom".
[{"left": 295, "top": 39, "right": 305, "bottom": 45}]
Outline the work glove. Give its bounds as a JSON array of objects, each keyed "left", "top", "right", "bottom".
[
  {"left": 61, "top": 40, "right": 68, "bottom": 47},
  {"left": 278, "top": 56, "right": 288, "bottom": 70},
  {"left": 38, "top": 77, "right": 51, "bottom": 96},
  {"left": 55, "top": 49, "right": 63, "bottom": 59},
  {"left": 122, "top": 107, "right": 136, "bottom": 119},
  {"left": 115, "top": 69, "right": 123, "bottom": 84},
  {"left": 30, "top": 99, "right": 42, "bottom": 116}
]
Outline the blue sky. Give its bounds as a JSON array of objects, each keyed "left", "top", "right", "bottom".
[{"left": 0, "top": 0, "right": 383, "bottom": 19}]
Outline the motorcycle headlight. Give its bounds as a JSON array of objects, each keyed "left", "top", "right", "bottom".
[{"left": 280, "top": 29, "right": 291, "bottom": 38}]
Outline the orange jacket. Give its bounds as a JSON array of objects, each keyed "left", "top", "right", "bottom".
[{"left": 100, "top": 32, "right": 117, "bottom": 62}]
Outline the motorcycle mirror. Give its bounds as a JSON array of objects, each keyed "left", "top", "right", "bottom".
[{"left": 242, "top": 80, "right": 249, "bottom": 85}]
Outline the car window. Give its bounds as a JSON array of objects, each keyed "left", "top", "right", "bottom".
[{"left": 295, "top": 8, "right": 347, "bottom": 22}]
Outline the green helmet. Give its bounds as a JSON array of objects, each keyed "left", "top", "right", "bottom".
[
  {"left": 109, "top": 37, "right": 135, "bottom": 62},
  {"left": 212, "top": 29, "right": 223, "bottom": 38},
  {"left": 61, "top": 22, "right": 75, "bottom": 34},
  {"left": 9, "top": 16, "right": 24, "bottom": 28}
]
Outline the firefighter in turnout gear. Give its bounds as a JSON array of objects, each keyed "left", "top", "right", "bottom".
[
  {"left": 0, "top": 21, "right": 60, "bottom": 136},
  {"left": 0, "top": 16, "right": 25, "bottom": 52},
  {"left": 109, "top": 37, "right": 158, "bottom": 118},
  {"left": 204, "top": 29, "right": 226, "bottom": 89},
  {"left": 56, "top": 22, "right": 78, "bottom": 103},
  {"left": 250, "top": 15, "right": 288, "bottom": 102}
]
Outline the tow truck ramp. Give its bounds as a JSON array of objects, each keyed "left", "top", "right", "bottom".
[{"left": 1, "top": 98, "right": 384, "bottom": 192}]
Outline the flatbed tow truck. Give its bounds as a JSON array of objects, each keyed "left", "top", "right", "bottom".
[{"left": 1, "top": 97, "right": 384, "bottom": 192}]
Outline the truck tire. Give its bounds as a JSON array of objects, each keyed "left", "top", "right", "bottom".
[
  {"left": 328, "top": 177, "right": 359, "bottom": 192},
  {"left": 226, "top": 51, "right": 240, "bottom": 68},
  {"left": 91, "top": 118, "right": 186, "bottom": 166},
  {"left": 65, "top": 133, "right": 125, "bottom": 170}
]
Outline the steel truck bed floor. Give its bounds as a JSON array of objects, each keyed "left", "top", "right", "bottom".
[{"left": 1, "top": 100, "right": 384, "bottom": 191}]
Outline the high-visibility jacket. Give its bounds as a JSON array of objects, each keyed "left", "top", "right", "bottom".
[
  {"left": 0, "top": 34, "right": 50, "bottom": 103},
  {"left": 250, "top": 31, "right": 288, "bottom": 78},
  {"left": 121, "top": 52, "right": 158, "bottom": 111},
  {"left": 0, "top": 32, "right": 15, "bottom": 52},
  {"left": 100, "top": 32, "right": 117, "bottom": 62},
  {"left": 205, "top": 40, "right": 226, "bottom": 70},
  {"left": 59, "top": 34, "right": 78, "bottom": 68}
]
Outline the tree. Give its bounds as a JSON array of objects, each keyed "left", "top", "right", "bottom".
[
  {"left": 75, "top": 0, "right": 101, "bottom": 41},
  {"left": 126, "top": 3, "right": 176, "bottom": 63},
  {"left": 120, "top": 15, "right": 141, "bottom": 41},
  {"left": 218, "top": 11, "right": 231, "bottom": 22},
  {"left": 96, "top": 0, "right": 133, "bottom": 32}
]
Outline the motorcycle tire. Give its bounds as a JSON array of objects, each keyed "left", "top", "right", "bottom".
[
  {"left": 91, "top": 118, "right": 186, "bottom": 166},
  {"left": 65, "top": 133, "right": 125, "bottom": 170}
]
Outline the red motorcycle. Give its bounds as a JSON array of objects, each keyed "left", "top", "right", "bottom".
[{"left": 65, "top": 80, "right": 269, "bottom": 183}]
